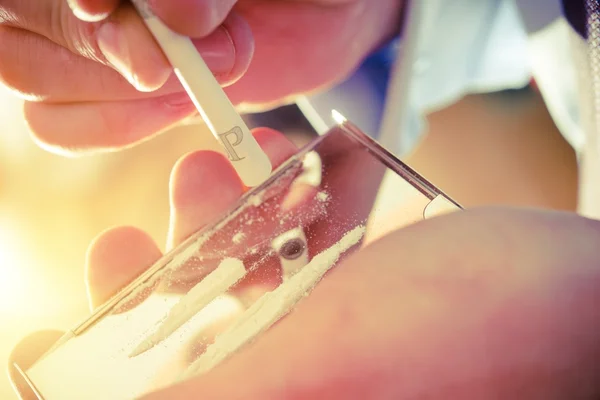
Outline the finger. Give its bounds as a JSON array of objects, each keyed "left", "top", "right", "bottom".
[
  {"left": 85, "top": 226, "right": 162, "bottom": 310},
  {"left": 84, "top": 128, "right": 295, "bottom": 311},
  {"left": 166, "top": 151, "right": 243, "bottom": 250},
  {"left": 150, "top": 0, "right": 238, "bottom": 38},
  {"left": 8, "top": 330, "right": 64, "bottom": 400},
  {"left": 96, "top": 3, "right": 173, "bottom": 91},
  {"left": 252, "top": 127, "right": 300, "bottom": 169},
  {"left": 94, "top": 5, "right": 252, "bottom": 92},
  {"left": 0, "top": 26, "right": 137, "bottom": 102},
  {"left": 141, "top": 209, "right": 600, "bottom": 399},
  {"left": 25, "top": 92, "right": 197, "bottom": 154},
  {"left": 167, "top": 128, "right": 297, "bottom": 249},
  {"left": 0, "top": 1, "right": 253, "bottom": 95},
  {"left": 96, "top": 9, "right": 253, "bottom": 93},
  {"left": 0, "top": 12, "right": 251, "bottom": 102},
  {"left": 67, "top": 0, "right": 120, "bottom": 22},
  {"left": 0, "top": 1, "right": 167, "bottom": 90}
]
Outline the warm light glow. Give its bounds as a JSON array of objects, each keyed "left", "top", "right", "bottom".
[
  {"left": 0, "top": 226, "right": 28, "bottom": 314},
  {"left": 331, "top": 109, "right": 347, "bottom": 125}
]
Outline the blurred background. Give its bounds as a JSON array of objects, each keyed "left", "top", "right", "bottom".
[{"left": 0, "top": 79, "right": 578, "bottom": 398}]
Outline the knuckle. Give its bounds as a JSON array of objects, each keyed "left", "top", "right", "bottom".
[
  {"left": 0, "top": 26, "right": 80, "bottom": 102},
  {"left": 55, "top": 0, "right": 106, "bottom": 64},
  {"left": 0, "top": 1, "right": 20, "bottom": 27}
]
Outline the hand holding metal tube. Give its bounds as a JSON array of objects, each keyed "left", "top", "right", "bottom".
[{"left": 0, "top": 0, "right": 403, "bottom": 155}]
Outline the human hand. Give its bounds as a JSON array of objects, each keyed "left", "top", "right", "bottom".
[
  {"left": 10, "top": 129, "right": 600, "bottom": 399},
  {"left": 0, "top": 0, "right": 252, "bottom": 153},
  {"left": 142, "top": 211, "right": 600, "bottom": 399},
  {"left": 69, "top": 0, "right": 403, "bottom": 108},
  {"left": 8, "top": 126, "right": 385, "bottom": 398},
  {"left": 0, "top": 0, "right": 403, "bottom": 155}
]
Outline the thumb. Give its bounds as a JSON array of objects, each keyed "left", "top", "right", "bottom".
[
  {"left": 94, "top": 2, "right": 173, "bottom": 91},
  {"left": 1, "top": 0, "right": 254, "bottom": 99},
  {"left": 71, "top": 0, "right": 242, "bottom": 90},
  {"left": 1, "top": 0, "right": 171, "bottom": 91}
]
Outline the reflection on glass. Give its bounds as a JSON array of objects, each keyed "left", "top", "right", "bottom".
[{"left": 21, "top": 120, "right": 461, "bottom": 400}]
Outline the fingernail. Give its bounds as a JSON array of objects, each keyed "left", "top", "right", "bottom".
[
  {"left": 97, "top": 22, "right": 164, "bottom": 92},
  {"left": 193, "top": 26, "right": 236, "bottom": 77},
  {"left": 97, "top": 22, "right": 141, "bottom": 90},
  {"left": 68, "top": 0, "right": 110, "bottom": 22}
]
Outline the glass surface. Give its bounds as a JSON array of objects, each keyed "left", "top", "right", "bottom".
[{"left": 20, "top": 121, "right": 461, "bottom": 400}]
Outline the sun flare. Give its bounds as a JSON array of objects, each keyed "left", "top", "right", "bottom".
[{"left": 0, "top": 226, "right": 28, "bottom": 314}]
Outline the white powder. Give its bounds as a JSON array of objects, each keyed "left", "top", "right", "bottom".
[
  {"left": 316, "top": 191, "right": 330, "bottom": 202},
  {"left": 232, "top": 232, "right": 245, "bottom": 244},
  {"left": 130, "top": 258, "right": 247, "bottom": 357},
  {"left": 249, "top": 194, "right": 263, "bottom": 207},
  {"left": 113, "top": 236, "right": 207, "bottom": 313},
  {"left": 295, "top": 151, "right": 323, "bottom": 187},
  {"left": 180, "top": 225, "right": 365, "bottom": 379}
]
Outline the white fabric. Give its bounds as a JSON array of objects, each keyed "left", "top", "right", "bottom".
[
  {"left": 527, "top": 19, "right": 584, "bottom": 152},
  {"left": 381, "top": 0, "right": 584, "bottom": 155},
  {"left": 379, "top": 0, "right": 596, "bottom": 214},
  {"left": 298, "top": 0, "right": 593, "bottom": 212},
  {"left": 380, "top": 0, "right": 533, "bottom": 155}
]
